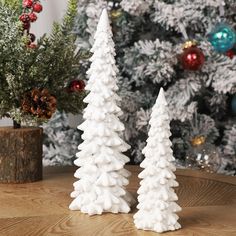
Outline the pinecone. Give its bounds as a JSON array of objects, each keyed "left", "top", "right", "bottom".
[{"left": 21, "top": 88, "right": 57, "bottom": 119}]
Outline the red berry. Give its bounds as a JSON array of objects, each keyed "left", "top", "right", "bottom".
[
  {"left": 23, "top": 0, "right": 33, "bottom": 8},
  {"left": 23, "top": 21, "right": 31, "bottom": 30},
  {"left": 33, "top": 3, "right": 43, "bottom": 13},
  {"left": 19, "top": 13, "right": 30, "bottom": 23},
  {"left": 29, "top": 33, "right": 36, "bottom": 43},
  {"left": 69, "top": 80, "right": 85, "bottom": 92},
  {"left": 29, "top": 12, "right": 38, "bottom": 22}
]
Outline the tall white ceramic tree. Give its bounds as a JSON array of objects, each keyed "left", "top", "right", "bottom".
[
  {"left": 69, "top": 9, "right": 133, "bottom": 216},
  {"left": 133, "top": 88, "right": 181, "bottom": 233}
]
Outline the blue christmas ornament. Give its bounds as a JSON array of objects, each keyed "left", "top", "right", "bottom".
[
  {"left": 208, "top": 23, "right": 236, "bottom": 53},
  {"left": 231, "top": 95, "right": 236, "bottom": 115}
]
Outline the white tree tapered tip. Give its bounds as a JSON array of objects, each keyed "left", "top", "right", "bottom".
[
  {"left": 101, "top": 8, "right": 109, "bottom": 19},
  {"left": 158, "top": 87, "right": 165, "bottom": 99},
  {"left": 97, "top": 8, "right": 110, "bottom": 32},
  {"left": 157, "top": 87, "right": 167, "bottom": 105}
]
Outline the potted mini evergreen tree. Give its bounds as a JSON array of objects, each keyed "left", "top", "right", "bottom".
[{"left": 0, "top": 0, "right": 85, "bottom": 183}]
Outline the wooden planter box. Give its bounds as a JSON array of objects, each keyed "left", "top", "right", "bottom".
[{"left": 0, "top": 127, "right": 43, "bottom": 183}]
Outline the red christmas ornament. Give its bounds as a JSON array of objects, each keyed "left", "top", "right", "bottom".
[
  {"left": 23, "top": 0, "right": 33, "bottom": 8},
  {"left": 19, "top": 13, "right": 30, "bottom": 23},
  {"left": 69, "top": 80, "right": 85, "bottom": 92},
  {"left": 33, "top": 3, "right": 43, "bottom": 13},
  {"left": 29, "top": 12, "right": 38, "bottom": 22},
  {"left": 226, "top": 49, "right": 235, "bottom": 59},
  {"left": 181, "top": 45, "right": 205, "bottom": 71}
]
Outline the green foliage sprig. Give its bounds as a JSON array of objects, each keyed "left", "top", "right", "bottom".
[{"left": 0, "top": 0, "right": 21, "bottom": 12}]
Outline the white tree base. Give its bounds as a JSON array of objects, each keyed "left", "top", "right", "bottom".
[
  {"left": 69, "top": 190, "right": 135, "bottom": 216},
  {"left": 69, "top": 191, "right": 135, "bottom": 215},
  {"left": 134, "top": 220, "right": 181, "bottom": 233}
]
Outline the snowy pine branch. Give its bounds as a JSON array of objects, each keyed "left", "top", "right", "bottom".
[
  {"left": 120, "top": 0, "right": 153, "bottom": 16},
  {"left": 166, "top": 75, "right": 202, "bottom": 121},
  {"left": 223, "top": 125, "right": 236, "bottom": 156},
  {"left": 152, "top": 0, "right": 222, "bottom": 32},
  {"left": 124, "top": 39, "right": 177, "bottom": 86}
]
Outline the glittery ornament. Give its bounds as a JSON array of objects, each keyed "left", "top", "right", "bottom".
[
  {"left": 108, "top": 1, "right": 122, "bottom": 19},
  {"left": 69, "top": 80, "right": 85, "bottom": 92},
  {"left": 208, "top": 23, "right": 236, "bottom": 53},
  {"left": 186, "top": 143, "right": 221, "bottom": 173},
  {"left": 191, "top": 135, "right": 206, "bottom": 146},
  {"left": 180, "top": 44, "right": 205, "bottom": 71},
  {"left": 111, "top": 9, "right": 122, "bottom": 19}
]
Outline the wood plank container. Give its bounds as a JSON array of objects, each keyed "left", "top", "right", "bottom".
[{"left": 0, "top": 127, "right": 43, "bottom": 183}]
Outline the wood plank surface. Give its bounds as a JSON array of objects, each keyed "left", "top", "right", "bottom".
[{"left": 0, "top": 165, "right": 235, "bottom": 236}]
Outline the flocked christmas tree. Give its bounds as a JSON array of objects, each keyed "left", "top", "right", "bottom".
[
  {"left": 71, "top": 0, "right": 236, "bottom": 174},
  {"left": 42, "top": 111, "right": 82, "bottom": 166},
  {"left": 69, "top": 9, "right": 133, "bottom": 215},
  {"left": 134, "top": 88, "right": 181, "bottom": 233}
]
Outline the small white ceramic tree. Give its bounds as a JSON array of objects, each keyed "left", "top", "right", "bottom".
[
  {"left": 133, "top": 88, "right": 181, "bottom": 233},
  {"left": 69, "top": 9, "right": 133, "bottom": 216}
]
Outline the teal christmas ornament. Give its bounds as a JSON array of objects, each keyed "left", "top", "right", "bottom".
[{"left": 208, "top": 23, "right": 236, "bottom": 53}]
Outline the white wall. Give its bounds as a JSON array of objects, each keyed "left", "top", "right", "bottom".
[
  {"left": 0, "top": 118, "right": 12, "bottom": 126},
  {"left": 31, "top": 0, "right": 69, "bottom": 38},
  {"left": 0, "top": 0, "right": 70, "bottom": 127}
]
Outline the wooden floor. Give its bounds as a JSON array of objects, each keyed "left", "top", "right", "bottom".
[{"left": 0, "top": 165, "right": 235, "bottom": 236}]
